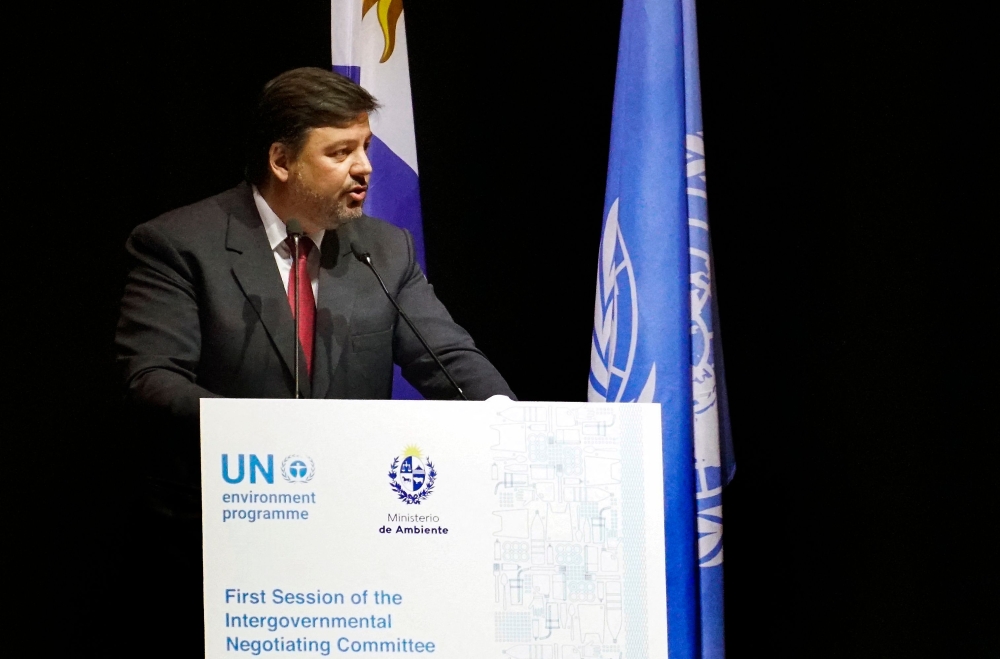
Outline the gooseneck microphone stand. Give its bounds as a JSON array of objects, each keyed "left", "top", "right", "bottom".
[{"left": 349, "top": 241, "right": 469, "bottom": 401}]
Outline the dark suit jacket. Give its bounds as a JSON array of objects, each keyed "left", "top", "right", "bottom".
[{"left": 116, "top": 182, "right": 513, "bottom": 511}]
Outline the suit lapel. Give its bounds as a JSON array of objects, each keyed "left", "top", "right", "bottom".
[
  {"left": 224, "top": 185, "right": 311, "bottom": 398},
  {"left": 310, "top": 229, "right": 359, "bottom": 399}
]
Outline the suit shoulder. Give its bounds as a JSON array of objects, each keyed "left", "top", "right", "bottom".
[
  {"left": 131, "top": 183, "right": 250, "bottom": 245},
  {"left": 352, "top": 214, "right": 410, "bottom": 240},
  {"left": 347, "top": 215, "right": 420, "bottom": 284},
  {"left": 351, "top": 214, "right": 413, "bottom": 255}
]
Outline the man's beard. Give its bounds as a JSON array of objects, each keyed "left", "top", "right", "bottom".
[{"left": 291, "top": 172, "right": 364, "bottom": 230}]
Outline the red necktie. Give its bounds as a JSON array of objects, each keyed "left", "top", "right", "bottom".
[{"left": 286, "top": 237, "right": 315, "bottom": 376}]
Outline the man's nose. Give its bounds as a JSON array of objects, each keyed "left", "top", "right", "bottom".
[{"left": 352, "top": 148, "right": 373, "bottom": 178}]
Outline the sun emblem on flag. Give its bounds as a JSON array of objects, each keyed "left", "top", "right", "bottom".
[
  {"left": 388, "top": 444, "right": 437, "bottom": 504},
  {"left": 362, "top": 0, "right": 403, "bottom": 63}
]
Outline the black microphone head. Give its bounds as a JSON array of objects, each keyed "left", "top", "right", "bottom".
[
  {"left": 286, "top": 218, "right": 304, "bottom": 236},
  {"left": 349, "top": 240, "right": 370, "bottom": 262}
]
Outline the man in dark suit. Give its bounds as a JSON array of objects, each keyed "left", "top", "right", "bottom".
[
  {"left": 118, "top": 68, "right": 512, "bottom": 422},
  {"left": 115, "top": 68, "right": 512, "bottom": 654}
]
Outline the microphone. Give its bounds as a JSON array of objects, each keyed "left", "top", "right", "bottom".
[
  {"left": 287, "top": 219, "right": 305, "bottom": 399},
  {"left": 349, "top": 241, "right": 469, "bottom": 401}
]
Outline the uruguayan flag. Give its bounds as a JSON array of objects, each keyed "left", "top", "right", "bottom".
[
  {"left": 588, "top": 1, "right": 735, "bottom": 657},
  {"left": 332, "top": 0, "right": 424, "bottom": 399}
]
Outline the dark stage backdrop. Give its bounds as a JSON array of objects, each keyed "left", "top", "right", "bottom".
[{"left": 14, "top": 1, "right": 990, "bottom": 657}]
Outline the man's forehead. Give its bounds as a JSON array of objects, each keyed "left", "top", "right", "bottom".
[{"left": 308, "top": 115, "right": 371, "bottom": 142}]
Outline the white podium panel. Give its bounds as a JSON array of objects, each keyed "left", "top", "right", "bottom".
[{"left": 201, "top": 398, "right": 668, "bottom": 658}]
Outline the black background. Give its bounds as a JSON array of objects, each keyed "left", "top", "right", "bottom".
[{"left": 12, "top": 1, "right": 991, "bottom": 657}]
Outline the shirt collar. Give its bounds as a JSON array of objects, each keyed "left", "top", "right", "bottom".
[{"left": 252, "top": 186, "right": 325, "bottom": 253}]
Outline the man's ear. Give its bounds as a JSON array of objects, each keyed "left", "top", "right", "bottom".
[{"left": 268, "top": 142, "right": 292, "bottom": 183}]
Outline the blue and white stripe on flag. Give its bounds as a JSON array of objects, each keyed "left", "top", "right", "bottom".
[
  {"left": 588, "top": 1, "right": 735, "bottom": 657},
  {"left": 332, "top": 0, "right": 425, "bottom": 400}
]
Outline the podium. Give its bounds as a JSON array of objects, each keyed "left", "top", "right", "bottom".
[{"left": 201, "top": 398, "right": 668, "bottom": 657}]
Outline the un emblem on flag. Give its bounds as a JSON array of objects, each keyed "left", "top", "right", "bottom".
[
  {"left": 589, "top": 198, "right": 656, "bottom": 403},
  {"left": 388, "top": 445, "right": 436, "bottom": 504}
]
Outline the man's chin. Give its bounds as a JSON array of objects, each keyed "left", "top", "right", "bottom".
[
  {"left": 315, "top": 203, "right": 363, "bottom": 231},
  {"left": 335, "top": 204, "right": 364, "bottom": 225}
]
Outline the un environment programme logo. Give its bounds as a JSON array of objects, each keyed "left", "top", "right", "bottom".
[
  {"left": 687, "top": 130, "right": 725, "bottom": 569},
  {"left": 588, "top": 198, "right": 656, "bottom": 404},
  {"left": 281, "top": 455, "right": 315, "bottom": 484},
  {"left": 388, "top": 445, "right": 436, "bottom": 505}
]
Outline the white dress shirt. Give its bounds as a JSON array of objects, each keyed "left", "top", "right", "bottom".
[{"left": 252, "top": 186, "right": 324, "bottom": 305}]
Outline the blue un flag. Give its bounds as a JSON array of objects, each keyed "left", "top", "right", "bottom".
[{"left": 588, "top": 1, "right": 735, "bottom": 657}]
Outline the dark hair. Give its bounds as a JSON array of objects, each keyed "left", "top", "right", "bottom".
[{"left": 245, "top": 67, "right": 379, "bottom": 186}]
